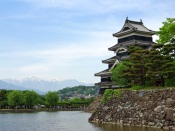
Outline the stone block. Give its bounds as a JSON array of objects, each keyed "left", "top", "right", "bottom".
[
  {"left": 148, "top": 122, "right": 155, "bottom": 126},
  {"left": 163, "top": 126, "right": 169, "bottom": 130},
  {"left": 154, "top": 106, "right": 162, "bottom": 112},
  {"left": 166, "top": 98, "right": 174, "bottom": 105},
  {"left": 155, "top": 122, "right": 163, "bottom": 128}
]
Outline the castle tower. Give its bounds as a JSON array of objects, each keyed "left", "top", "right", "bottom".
[{"left": 95, "top": 18, "right": 156, "bottom": 94}]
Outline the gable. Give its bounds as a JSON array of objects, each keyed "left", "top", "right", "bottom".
[
  {"left": 120, "top": 23, "right": 133, "bottom": 32},
  {"left": 123, "top": 26, "right": 130, "bottom": 31}
]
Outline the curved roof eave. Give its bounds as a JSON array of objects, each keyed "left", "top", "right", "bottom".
[{"left": 113, "top": 30, "right": 155, "bottom": 37}]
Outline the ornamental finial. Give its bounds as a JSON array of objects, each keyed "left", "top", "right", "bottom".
[
  {"left": 126, "top": 17, "right": 129, "bottom": 22},
  {"left": 140, "top": 19, "right": 143, "bottom": 23}
]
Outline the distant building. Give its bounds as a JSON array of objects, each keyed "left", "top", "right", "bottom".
[{"left": 95, "top": 18, "right": 156, "bottom": 94}]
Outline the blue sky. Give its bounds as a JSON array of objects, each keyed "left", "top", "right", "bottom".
[{"left": 0, "top": 0, "right": 174, "bottom": 83}]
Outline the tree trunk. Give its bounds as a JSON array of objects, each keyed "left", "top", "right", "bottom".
[
  {"left": 142, "top": 68, "right": 145, "bottom": 86},
  {"left": 161, "top": 76, "right": 165, "bottom": 87}
]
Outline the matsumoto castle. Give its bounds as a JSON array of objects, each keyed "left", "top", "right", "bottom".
[{"left": 95, "top": 18, "right": 156, "bottom": 94}]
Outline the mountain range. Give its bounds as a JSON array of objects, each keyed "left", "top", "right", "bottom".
[
  {"left": 0, "top": 80, "right": 26, "bottom": 90},
  {"left": 0, "top": 76, "right": 94, "bottom": 94}
]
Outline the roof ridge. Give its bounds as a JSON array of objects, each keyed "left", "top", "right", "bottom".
[{"left": 126, "top": 18, "right": 143, "bottom": 25}]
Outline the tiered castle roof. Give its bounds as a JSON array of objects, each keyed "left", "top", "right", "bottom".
[{"left": 113, "top": 18, "right": 155, "bottom": 37}]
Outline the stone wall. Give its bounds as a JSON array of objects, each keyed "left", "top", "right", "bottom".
[
  {"left": 89, "top": 89, "right": 175, "bottom": 130},
  {"left": 84, "top": 96, "right": 101, "bottom": 113}
]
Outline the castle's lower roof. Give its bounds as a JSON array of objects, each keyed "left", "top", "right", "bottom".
[
  {"left": 95, "top": 81, "right": 113, "bottom": 86},
  {"left": 108, "top": 40, "right": 156, "bottom": 51},
  {"left": 95, "top": 69, "right": 111, "bottom": 77},
  {"left": 102, "top": 56, "right": 120, "bottom": 64}
]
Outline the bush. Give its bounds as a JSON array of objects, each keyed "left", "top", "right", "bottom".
[
  {"left": 101, "top": 89, "right": 121, "bottom": 104},
  {"left": 113, "top": 90, "right": 121, "bottom": 98},
  {"left": 165, "top": 79, "right": 175, "bottom": 87}
]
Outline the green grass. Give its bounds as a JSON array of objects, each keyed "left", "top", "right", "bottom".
[{"left": 130, "top": 85, "right": 175, "bottom": 90}]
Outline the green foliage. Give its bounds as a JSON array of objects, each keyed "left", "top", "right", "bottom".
[
  {"left": 165, "top": 79, "right": 175, "bottom": 87},
  {"left": 0, "top": 100, "right": 8, "bottom": 107},
  {"left": 45, "top": 91, "right": 59, "bottom": 107},
  {"left": 112, "top": 46, "right": 149, "bottom": 87},
  {"left": 58, "top": 86, "right": 99, "bottom": 100},
  {"left": 112, "top": 43, "right": 175, "bottom": 88},
  {"left": 156, "top": 18, "right": 175, "bottom": 44},
  {"left": 112, "top": 61, "right": 131, "bottom": 86},
  {"left": 101, "top": 89, "right": 121, "bottom": 104},
  {"left": 146, "top": 44, "right": 165, "bottom": 86},
  {"left": 0, "top": 87, "right": 95, "bottom": 109},
  {"left": 113, "top": 90, "right": 121, "bottom": 98},
  {"left": 0, "top": 90, "right": 8, "bottom": 107},
  {"left": 112, "top": 27, "right": 175, "bottom": 88},
  {"left": 131, "top": 85, "right": 164, "bottom": 90},
  {"left": 37, "top": 95, "right": 46, "bottom": 105},
  {"left": 57, "top": 97, "right": 94, "bottom": 108},
  {"left": 0, "top": 90, "right": 7, "bottom": 101},
  {"left": 129, "top": 46, "right": 149, "bottom": 86},
  {"left": 24, "top": 90, "right": 38, "bottom": 108},
  {"left": 162, "top": 43, "right": 175, "bottom": 80},
  {"left": 7, "top": 90, "right": 24, "bottom": 107}
]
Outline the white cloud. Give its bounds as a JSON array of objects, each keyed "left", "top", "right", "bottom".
[
  {"left": 19, "top": 39, "right": 113, "bottom": 63},
  {"left": 20, "top": 65, "right": 48, "bottom": 72},
  {"left": 0, "top": 35, "right": 113, "bottom": 74}
]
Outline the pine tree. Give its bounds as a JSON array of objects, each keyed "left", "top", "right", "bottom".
[
  {"left": 128, "top": 46, "right": 149, "bottom": 86},
  {"left": 146, "top": 44, "right": 165, "bottom": 86},
  {"left": 162, "top": 41, "right": 175, "bottom": 86}
]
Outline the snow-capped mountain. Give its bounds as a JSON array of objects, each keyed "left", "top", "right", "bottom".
[
  {"left": 22, "top": 76, "right": 43, "bottom": 82},
  {"left": 2, "top": 76, "right": 94, "bottom": 92}
]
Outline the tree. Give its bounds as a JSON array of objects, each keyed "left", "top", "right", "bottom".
[
  {"left": 0, "top": 90, "right": 7, "bottom": 101},
  {"left": 45, "top": 91, "right": 59, "bottom": 108},
  {"left": 162, "top": 41, "right": 175, "bottom": 86},
  {"left": 37, "top": 95, "right": 46, "bottom": 105},
  {"left": 128, "top": 46, "right": 149, "bottom": 86},
  {"left": 147, "top": 43, "right": 175, "bottom": 87},
  {"left": 0, "top": 90, "right": 8, "bottom": 108},
  {"left": 112, "top": 61, "right": 132, "bottom": 86},
  {"left": 24, "top": 90, "right": 38, "bottom": 108},
  {"left": 147, "top": 44, "right": 165, "bottom": 86},
  {"left": 7, "top": 90, "right": 24, "bottom": 109},
  {"left": 156, "top": 18, "right": 175, "bottom": 44},
  {"left": 58, "top": 86, "right": 99, "bottom": 100},
  {"left": 112, "top": 46, "right": 148, "bottom": 87},
  {"left": 112, "top": 42, "right": 175, "bottom": 88},
  {"left": 171, "top": 36, "right": 175, "bottom": 44},
  {"left": 156, "top": 18, "right": 175, "bottom": 83}
]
